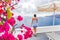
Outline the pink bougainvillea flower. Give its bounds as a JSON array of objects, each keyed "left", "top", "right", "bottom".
[
  {"left": 0, "top": 9, "right": 4, "bottom": 14},
  {"left": 3, "top": 22, "right": 10, "bottom": 32},
  {"left": 23, "top": 30, "right": 32, "bottom": 39},
  {"left": 20, "top": 24, "right": 25, "bottom": 29},
  {"left": 17, "top": 34, "right": 23, "bottom": 40},
  {"left": 2, "top": 32, "right": 15, "bottom": 40},
  {"left": 2, "top": 32, "right": 8, "bottom": 40},
  {"left": 27, "top": 30, "right": 33, "bottom": 38},
  {"left": 11, "top": 6, "right": 15, "bottom": 10},
  {"left": 0, "top": 25, "right": 4, "bottom": 33},
  {"left": 0, "top": 28, "right": 3, "bottom": 33},
  {"left": 20, "top": 24, "right": 33, "bottom": 39},
  {"left": 25, "top": 27, "right": 33, "bottom": 38},
  {"left": 8, "top": 17, "right": 15, "bottom": 26},
  {"left": 0, "top": 17, "right": 2, "bottom": 21},
  {"left": 17, "top": 15, "right": 23, "bottom": 21},
  {"left": 24, "top": 30, "right": 33, "bottom": 39},
  {"left": 3, "top": 12, "right": 7, "bottom": 16},
  {"left": 0, "top": 22, "right": 10, "bottom": 33},
  {"left": 22, "top": 25, "right": 33, "bottom": 39},
  {"left": 24, "top": 32, "right": 29, "bottom": 39},
  {"left": 24, "top": 27, "right": 31, "bottom": 31},
  {"left": 0, "top": 36, "right": 3, "bottom": 40},
  {"left": 0, "top": 6, "right": 3, "bottom": 9},
  {"left": 7, "top": 33, "right": 16, "bottom": 40},
  {"left": 0, "top": 6, "right": 4, "bottom": 14},
  {"left": 21, "top": 30, "right": 23, "bottom": 33},
  {"left": 20, "top": 24, "right": 31, "bottom": 31}
]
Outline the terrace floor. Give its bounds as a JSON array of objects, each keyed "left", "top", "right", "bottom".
[{"left": 27, "top": 33, "right": 48, "bottom": 40}]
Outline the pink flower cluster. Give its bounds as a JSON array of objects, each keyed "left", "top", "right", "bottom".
[
  {"left": 0, "top": 0, "right": 33, "bottom": 40},
  {"left": 0, "top": 15, "right": 23, "bottom": 33},
  {"left": 0, "top": 22, "right": 10, "bottom": 33},
  {"left": 0, "top": 24, "right": 33, "bottom": 40},
  {"left": 0, "top": 32, "right": 16, "bottom": 40},
  {"left": 19, "top": 24, "right": 33, "bottom": 40},
  {"left": 8, "top": 17, "right": 16, "bottom": 26},
  {"left": 0, "top": 6, "right": 4, "bottom": 14},
  {"left": 0, "top": 14, "right": 33, "bottom": 40},
  {"left": 17, "top": 15, "right": 23, "bottom": 21}
]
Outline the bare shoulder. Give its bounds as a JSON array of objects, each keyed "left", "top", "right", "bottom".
[
  {"left": 36, "top": 17, "right": 38, "bottom": 20},
  {"left": 32, "top": 17, "right": 34, "bottom": 20}
]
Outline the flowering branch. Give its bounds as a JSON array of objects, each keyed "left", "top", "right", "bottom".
[{"left": 0, "top": 0, "right": 33, "bottom": 40}]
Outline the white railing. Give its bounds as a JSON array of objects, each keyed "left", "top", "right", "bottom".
[{"left": 15, "top": 25, "right": 60, "bottom": 33}]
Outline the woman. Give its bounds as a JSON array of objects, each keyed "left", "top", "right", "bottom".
[{"left": 31, "top": 14, "right": 38, "bottom": 36}]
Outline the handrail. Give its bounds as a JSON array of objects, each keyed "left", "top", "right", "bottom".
[{"left": 15, "top": 25, "right": 60, "bottom": 33}]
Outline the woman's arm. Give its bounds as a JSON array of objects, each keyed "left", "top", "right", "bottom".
[
  {"left": 31, "top": 18, "right": 33, "bottom": 26},
  {"left": 36, "top": 18, "right": 38, "bottom": 26}
]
